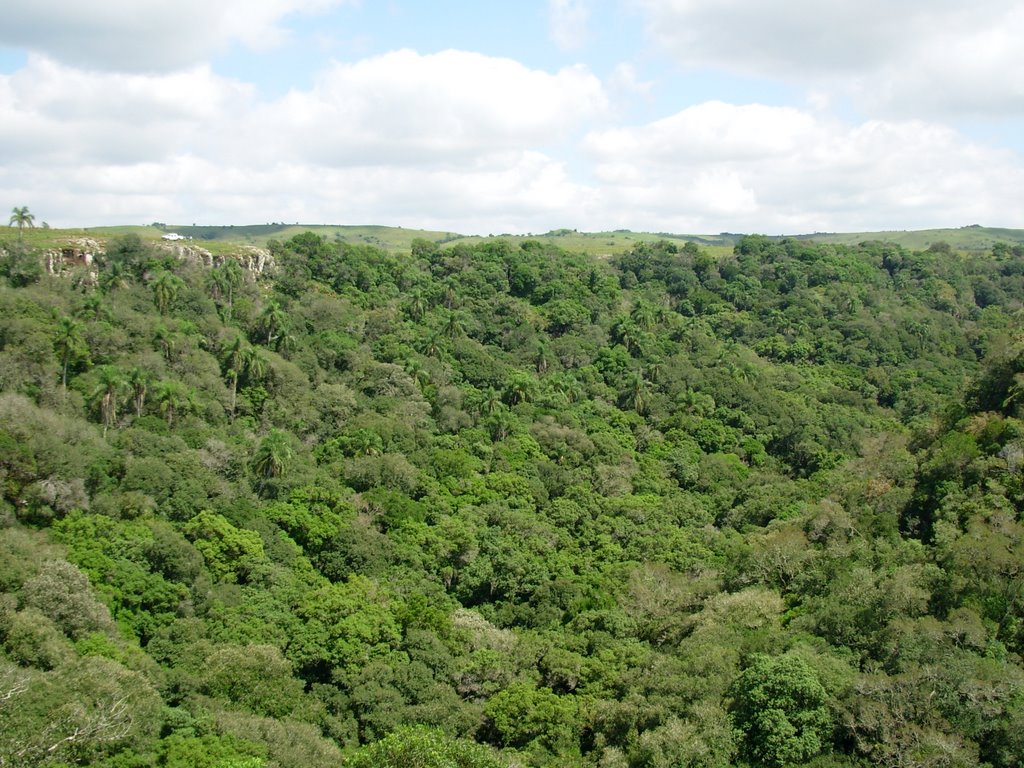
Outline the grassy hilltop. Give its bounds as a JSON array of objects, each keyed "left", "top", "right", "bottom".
[{"left": 11, "top": 222, "right": 1024, "bottom": 259}]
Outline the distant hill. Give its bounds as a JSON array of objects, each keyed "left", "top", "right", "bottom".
[
  {"left": 784, "top": 224, "right": 1024, "bottom": 252},
  {"left": 7, "top": 222, "right": 1024, "bottom": 257}
]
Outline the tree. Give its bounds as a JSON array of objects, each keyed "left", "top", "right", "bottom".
[
  {"left": 404, "top": 289, "right": 429, "bottom": 321},
  {"left": 21, "top": 559, "right": 116, "bottom": 640},
  {"left": 91, "top": 365, "right": 126, "bottom": 436},
  {"left": 103, "top": 233, "right": 153, "bottom": 280},
  {"left": 611, "top": 316, "right": 644, "bottom": 356},
  {"left": 256, "top": 300, "right": 288, "bottom": 347},
  {"left": 624, "top": 371, "right": 650, "bottom": 415},
  {"left": 221, "top": 335, "right": 247, "bottom": 417},
  {"left": 53, "top": 316, "right": 89, "bottom": 391},
  {"left": 153, "top": 323, "right": 178, "bottom": 362},
  {"left": 474, "top": 387, "right": 503, "bottom": 416},
  {"left": 729, "top": 653, "right": 832, "bottom": 768},
  {"left": 346, "top": 726, "right": 506, "bottom": 768},
  {"left": 9, "top": 206, "right": 35, "bottom": 239},
  {"left": 504, "top": 372, "right": 538, "bottom": 406},
  {"left": 0, "top": 656, "right": 161, "bottom": 767},
  {"left": 184, "top": 510, "right": 265, "bottom": 583},
  {"left": 244, "top": 347, "right": 268, "bottom": 384},
  {"left": 127, "top": 366, "right": 150, "bottom": 417},
  {"left": 404, "top": 358, "right": 430, "bottom": 390},
  {"left": 151, "top": 270, "right": 184, "bottom": 314},
  {"left": 442, "top": 309, "right": 466, "bottom": 340},
  {"left": 154, "top": 379, "right": 194, "bottom": 427},
  {"left": 1, "top": 238, "right": 42, "bottom": 286},
  {"left": 78, "top": 294, "right": 112, "bottom": 323},
  {"left": 210, "top": 258, "right": 245, "bottom": 321},
  {"left": 98, "top": 260, "right": 129, "bottom": 293},
  {"left": 252, "top": 429, "right": 294, "bottom": 488}
]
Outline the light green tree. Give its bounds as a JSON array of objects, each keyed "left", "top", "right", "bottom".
[
  {"left": 9, "top": 206, "right": 34, "bottom": 240},
  {"left": 346, "top": 726, "right": 506, "bottom": 768}
]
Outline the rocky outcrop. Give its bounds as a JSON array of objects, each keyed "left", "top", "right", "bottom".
[
  {"left": 44, "top": 238, "right": 100, "bottom": 275},
  {"left": 157, "top": 243, "right": 274, "bottom": 277},
  {"left": 234, "top": 246, "right": 275, "bottom": 276}
]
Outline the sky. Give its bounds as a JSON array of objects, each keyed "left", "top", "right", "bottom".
[{"left": 2, "top": 0, "right": 1023, "bottom": 235}]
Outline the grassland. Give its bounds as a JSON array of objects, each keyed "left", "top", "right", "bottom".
[{"left": 4, "top": 222, "right": 1023, "bottom": 258}]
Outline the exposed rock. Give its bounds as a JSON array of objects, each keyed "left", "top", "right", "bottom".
[
  {"left": 157, "top": 243, "right": 274, "bottom": 277},
  {"left": 235, "top": 246, "right": 275, "bottom": 276},
  {"left": 44, "top": 238, "right": 100, "bottom": 275}
]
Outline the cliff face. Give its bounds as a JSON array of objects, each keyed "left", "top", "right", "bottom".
[
  {"left": 40, "top": 239, "right": 274, "bottom": 278},
  {"left": 158, "top": 243, "right": 274, "bottom": 276}
]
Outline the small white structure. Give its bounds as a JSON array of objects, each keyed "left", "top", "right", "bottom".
[{"left": 161, "top": 232, "right": 185, "bottom": 241}]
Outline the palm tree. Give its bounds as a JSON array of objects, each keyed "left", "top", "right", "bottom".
[
  {"left": 349, "top": 428, "right": 383, "bottom": 457},
  {"left": 153, "top": 323, "right": 178, "bottom": 362},
  {"left": 257, "top": 301, "right": 288, "bottom": 347},
  {"left": 1003, "top": 372, "right": 1024, "bottom": 413},
  {"left": 442, "top": 310, "right": 466, "bottom": 340},
  {"left": 630, "top": 301, "right": 657, "bottom": 331},
  {"left": 127, "top": 366, "right": 150, "bottom": 417},
  {"left": 91, "top": 365, "right": 125, "bottom": 436},
  {"left": 9, "top": 206, "right": 35, "bottom": 240},
  {"left": 154, "top": 379, "right": 194, "bottom": 428},
  {"left": 252, "top": 430, "right": 294, "bottom": 494},
  {"left": 624, "top": 372, "right": 650, "bottom": 415},
  {"left": 534, "top": 342, "right": 551, "bottom": 375},
  {"left": 78, "top": 294, "right": 111, "bottom": 322},
  {"left": 209, "top": 259, "right": 245, "bottom": 321},
  {"left": 504, "top": 372, "right": 538, "bottom": 406},
  {"left": 53, "top": 317, "right": 88, "bottom": 391},
  {"left": 486, "top": 410, "right": 516, "bottom": 441},
  {"left": 549, "top": 373, "right": 583, "bottom": 404},
  {"left": 151, "top": 270, "right": 183, "bottom": 314},
  {"left": 243, "top": 347, "right": 268, "bottom": 384},
  {"left": 611, "top": 316, "right": 643, "bottom": 356},
  {"left": 475, "top": 387, "right": 503, "bottom": 416},
  {"left": 99, "top": 261, "right": 129, "bottom": 293},
  {"left": 419, "top": 332, "right": 445, "bottom": 359},
  {"left": 403, "top": 358, "right": 430, "bottom": 390},
  {"left": 404, "top": 289, "right": 428, "bottom": 321},
  {"left": 221, "top": 336, "right": 247, "bottom": 416}
]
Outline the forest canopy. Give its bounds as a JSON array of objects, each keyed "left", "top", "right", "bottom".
[{"left": 1, "top": 229, "right": 1024, "bottom": 768}]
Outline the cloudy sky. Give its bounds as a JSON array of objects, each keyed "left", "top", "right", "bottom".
[{"left": 2, "top": 0, "right": 1023, "bottom": 235}]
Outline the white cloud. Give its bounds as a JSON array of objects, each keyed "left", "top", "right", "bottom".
[
  {"left": 0, "top": 49, "right": 606, "bottom": 232},
  {"left": 0, "top": 0, "right": 353, "bottom": 72},
  {"left": 631, "top": 0, "right": 1024, "bottom": 118},
  {"left": 255, "top": 49, "right": 608, "bottom": 167},
  {"left": 0, "top": 56, "right": 253, "bottom": 166},
  {"left": 583, "top": 102, "right": 1024, "bottom": 233},
  {"left": 608, "top": 63, "right": 653, "bottom": 96},
  {"left": 2, "top": 42, "right": 1022, "bottom": 235},
  {"left": 548, "top": 0, "right": 591, "bottom": 50}
]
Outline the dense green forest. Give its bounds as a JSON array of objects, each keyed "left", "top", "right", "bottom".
[{"left": 1, "top": 228, "right": 1024, "bottom": 768}]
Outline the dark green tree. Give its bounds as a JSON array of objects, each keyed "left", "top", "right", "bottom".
[
  {"left": 730, "top": 653, "right": 832, "bottom": 768},
  {"left": 53, "top": 316, "right": 89, "bottom": 391}
]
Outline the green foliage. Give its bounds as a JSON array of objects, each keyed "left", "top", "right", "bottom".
[
  {"left": 729, "top": 653, "right": 832, "bottom": 767},
  {"left": 2, "top": 230, "right": 1024, "bottom": 768},
  {"left": 288, "top": 576, "right": 401, "bottom": 678},
  {"left": 345, "top": 726, "right": 506, "bottom": 768},
  {"left": 184, "top": 510, "right": 266, "bottom": 583}
]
